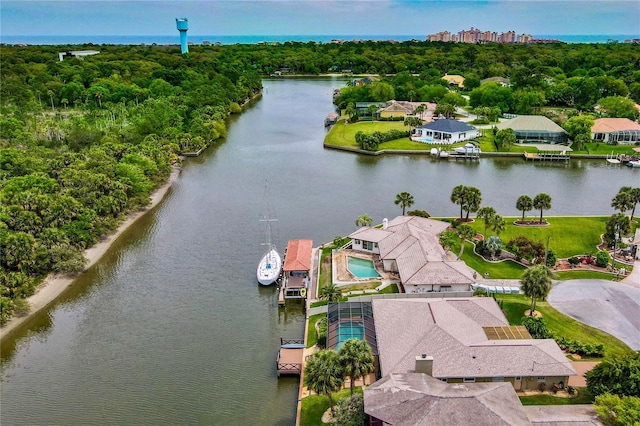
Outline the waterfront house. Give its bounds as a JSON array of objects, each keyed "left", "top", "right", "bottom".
[
  {"left": 442, "top": 73, "right": 465, "bottom": 88},
  {"left": 365, "top": 372, "right": 531, "bottom": 425},
  {"left": 349, "top": 216, "right": 476, "bottom": 293},
  {"left": 411, "top": 119, "right": 479, "bottom": 144},
  {"left": 372, "top": 297, "right": 576, "bottom": 391},
  {"left": 496, "top": 115, "right": 568, "bottom": 144},
  {"left": 282, "top": 239, "right": 313, "bottom": 299},
  {"left": 591, "top": 118, "right": 640, "bottom": 144},
  {"left": 377, "top": 100, "right": 435, "bottom": 120}
]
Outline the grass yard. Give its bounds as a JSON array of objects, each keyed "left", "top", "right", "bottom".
[
  {"left": 459, "top": 241, "right": 526, "bottom": 279},
  {"left": 571, "top": 142, "right": 637, "bottom": 156},
  {"left": 300, "top": 388, "right": 362, "bottom": 426},
  {"left": 519, "top": 387, "right": 594, "bottom": 405},
  {"left": 318, "top": 246, "right": 333, "bottom": 294},
  {"left": 553, "top": 270, "right": 619, "bottom": 281},
  {"left": 497, "top": 294, "right": 633, "bottom": 359},
  {"left": 324, "top": 120, "right": 408, "bottom": 149},
  {"left": 307, "top": 314, "right": 324, "bottom": 348},
  {"left": 467, "top": 216, "right": 608, "bottom": 258}
]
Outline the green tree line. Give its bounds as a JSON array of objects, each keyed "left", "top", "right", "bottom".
[{"left": 0, "top": 44, "right": 263, "bottom": 323}]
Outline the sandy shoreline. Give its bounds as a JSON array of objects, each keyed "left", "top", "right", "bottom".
[{"left": 0, "top": 166, "right": 182, "bottom": 341}]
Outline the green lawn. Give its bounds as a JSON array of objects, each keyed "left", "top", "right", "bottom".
[
  {"left": 459, "top": 241, "right": 526, "bottom": 279},
  {"left": 572, "top": 142, "right": 637, "bottom": 156},
  {"left": 497, "top": 294, "right": 633, "bottom": 359},
  {"left": 324, "top": 120, "right": 407, "bottom": 149},
  {"left": 519, "top": 387, "right": 594, "bottom": 405},
  {"left": 318, "top": 246, "right": 333, "bottom": 294},
  {"left": 468, "top": 216, "right": 608, "bottom": 258},
  {"left": 307, "top": 314, "right": 324, "bottom": 348},
  {"left": 554, "top": 270, "right": 619, "bottom": 281},
  {"left": 300, "top": 388, "right": 362, "bottom": 426}
]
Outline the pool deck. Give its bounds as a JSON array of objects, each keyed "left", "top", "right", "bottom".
[{"left": 332, "top": 249, "right": 397, "bottom": 285}]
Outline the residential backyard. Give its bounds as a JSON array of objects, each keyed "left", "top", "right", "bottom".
[{"left": 466, "top": 216, "right": 609, "bottom": 259}]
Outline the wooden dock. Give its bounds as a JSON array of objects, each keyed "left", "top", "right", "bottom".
[
  {"left": 523, "top": 151, "right": 570, "bottom": 162},
  {"left": 277, "top": 285, "right": 286, "bottom": 306},
  {"left": 276, "top": 338, "right": 305, "bottom": 377}
]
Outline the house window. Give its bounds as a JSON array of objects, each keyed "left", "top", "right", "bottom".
[
  {"left": 537, "top": 376, "right": 546, "bottom": 381},
  {"left": 463, "top": 378, "right": 476, "bottom": 383},
  {"left": 439, "top": 378, "right": 448, "bottom": 382},
  {"left": 355, "top": 239, "right": 361, "bottom": 245},
  {"left": 515, "top": 376, "right": 522, "bottom": 380},
  {"left": 492, "top": 377, "right": 505, "bottom": 382},
  {"left": 363, "top": 241, "right": 375, "bottom": 251}
]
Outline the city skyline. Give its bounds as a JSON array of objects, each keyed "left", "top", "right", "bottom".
[{"left": 1, "top": 0, "right": 639, "bottom": 38}]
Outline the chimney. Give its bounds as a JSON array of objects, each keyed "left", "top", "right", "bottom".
[
  {"left": 415, "top": 354, "right": 434, "bottom": 376},
  {"left": 382, "top": 218, "right": 388, "bottom": 230}
]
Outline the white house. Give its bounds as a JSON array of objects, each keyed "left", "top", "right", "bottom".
[
  {"left": 411, "top": 119, "right": 479, "bottom": 144},
  {"left": 592, "top": 118, "right": 640, "bottom": 144}
]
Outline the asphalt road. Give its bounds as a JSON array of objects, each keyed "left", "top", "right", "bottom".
[{"left": 548, "top": 279, "right": 640, "bottom": 350}]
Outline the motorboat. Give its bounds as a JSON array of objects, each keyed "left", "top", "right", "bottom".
[{"left": 454, "top": 143, "right": 481, "bottom": 155}]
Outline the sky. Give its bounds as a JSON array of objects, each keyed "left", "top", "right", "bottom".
[{"left": 1, "top": 0, "right": 639, "bottom": 37}]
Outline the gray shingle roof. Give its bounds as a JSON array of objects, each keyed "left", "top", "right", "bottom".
[
  {"left": 365, "top": 373, "right": 531, "bottom": 426},
  {"left": 496, "top": 115, "right": 568, "bottom": 133},
  {"left": 417, "top": 119, "right": 477, "bottom": 133},
  {"left": 372, "top": 298, "right": 576, "bottom": 379}
]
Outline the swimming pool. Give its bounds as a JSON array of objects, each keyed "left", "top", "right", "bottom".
[
  {"left": 347, "top": 257, "right": 381, "bottom": 279},
  {"left": 335, "top": 321, "right": 365, "bottom": 350}
]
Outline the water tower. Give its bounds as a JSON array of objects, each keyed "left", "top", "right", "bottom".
[{"left": 176, "top": 18, "right": 189, "bottom": 54}]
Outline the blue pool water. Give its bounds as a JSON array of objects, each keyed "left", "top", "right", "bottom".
[
  {"left": 336, "top": 322, "right": 365, "bottom": 350},
  {"left": 347, "top": 257, "right": 381, "bottom": 279}
]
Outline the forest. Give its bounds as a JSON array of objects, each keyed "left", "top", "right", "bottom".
[{"left": 1, "top": 40, "right": 639, "bottom": 323}]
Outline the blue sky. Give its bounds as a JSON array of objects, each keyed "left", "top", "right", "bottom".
[{"left": 1, "top": 0, "right": 639, "bottom": 36}]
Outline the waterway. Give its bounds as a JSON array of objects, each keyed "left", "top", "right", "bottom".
[{"left": 1, "top": 78, "right": 638, "bottom": 425}]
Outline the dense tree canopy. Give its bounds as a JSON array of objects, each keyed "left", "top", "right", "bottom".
[{"left": 0, "top": 44, "right": 263, "bottom": 323}]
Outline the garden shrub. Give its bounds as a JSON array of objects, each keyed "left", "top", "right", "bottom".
[
  {"left": 316, "top": 317, "right": 328, "bottom": 349},
  {"left": 596, "top": 250, "right": 610, "bottom": 268},
  {"left": 568, "top": 256, "right": 581, "bottom": 266}
]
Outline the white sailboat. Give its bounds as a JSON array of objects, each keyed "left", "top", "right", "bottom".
[{"left": 257, "top": 183, "right": 282, "bottom": 286}]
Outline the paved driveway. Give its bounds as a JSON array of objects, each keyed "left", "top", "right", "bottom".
[{"left": 548, "top": 279, "right": 640, "bottom": 350}]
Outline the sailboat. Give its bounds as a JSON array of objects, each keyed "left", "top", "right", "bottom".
[{"left": 257, "top": 183, "right": 282, "bottom": 286}]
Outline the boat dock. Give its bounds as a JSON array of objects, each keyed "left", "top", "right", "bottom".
[
  {"left": 276, "top": 338, "right": 305, "bottom": 377},
  {"left": 523, "top": 151, "right": 570, "bottom": 162}
]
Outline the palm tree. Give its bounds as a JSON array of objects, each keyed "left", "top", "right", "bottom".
[
  {"left": 304, "top": 350, "right": 344, "bottom": 415},
  {"left": 476, "top": 206, "right": 496, "bottom": 240},
  {"left": 450, "top": 184, "right": 466, "bottom": 220},
  {"left": 413, "top": 103, "right": 426, "bottom": 121},
  {"left": 439, "top": 230, "right": 457, "bottom": 252},
  {"left": 61, "top": 98, "right": 68, "bottom": 109},
  {"left": 394, "top": 192, "right": 414, "bottom": 215},
  {"left": 367, "top": 104, "right": 379, "bottom": 120},
  {"left": 488, "top": 214, "right": 506, "bottom": 236},
  {"left": 320, "top": 283, "right": 342, "bottom": 302},
  {"left": 355, "top": 214, "right": 373, "bottom": 227},
  {"left": 47, "top": 90, "right": 55, "bottom": 110},
  {"left": 630, "top": 187, "right": 640, "bottom": 222},
  {"left": 516, "top": 195, "right": 533, "bottom": 223},
  {"left": 520, "top": 265, "right": 552, "bottom": 316},
  {"left": 462, "top": 187, "right": 482, "bottom": 221},
  {"left": 345, "top": 102, "right": 356, "bottom": 123},
  {"left": 94, "top": 91, "right": 103, "bottom": 108},
  {"left": 338, "top": 339, "right": 375, "bottom": 396},
  {"left": 533, "top": 193, "right": 552, "bottom": 224},
  {"left": 456, "top": 224, "right": 476, "bottom": 259},
  {"left": 611, "top": 187, "right": 635, "bottom": 220}
]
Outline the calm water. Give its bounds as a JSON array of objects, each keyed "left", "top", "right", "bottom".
[{"left": 1, "top": 78, "right": 638, "bottom": 425}]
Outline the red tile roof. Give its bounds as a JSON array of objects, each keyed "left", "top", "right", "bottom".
[
  {"left": 283, "top": 239, "right": 313, "bottom": 271},
  {"left": 592, "top": 118, "right": 640, "bottom": 133}
]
